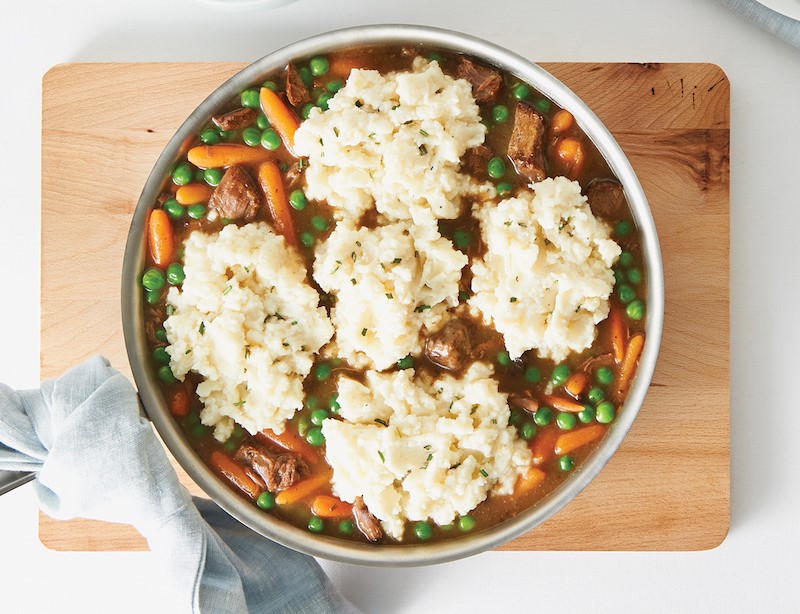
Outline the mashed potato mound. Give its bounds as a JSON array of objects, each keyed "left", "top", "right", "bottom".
[
  {"left": 321, "top": 363, "right": 532, "bottom": 540},
  {"left": 313, "top": 220, "right": 467, "bottom": 370},
  {"left": 470, "top": 177, "right": 621, "bottom": 362},
  {"left": 164, "top": 223, "right": 334, "bottom": 441},
  {"left": 294, "top": 58, "right": 492, "bottom": 226}
]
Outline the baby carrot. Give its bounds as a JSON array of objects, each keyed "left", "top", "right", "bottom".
[
  {"left": 555, "top": 137, "right": 585, "bottom": 176},
  {"left": 615, "top": 333, "right": 645, "bottom": 400},
  {"left": 175, "top": 183, "right": 213, "bottom": 205},
  {"left": 514, "top": 467, "right": 546, "bottom": 495},
  {"left": 187, "top": 144, "right": 273, "bottom": 169},
  {"left": 209, "top": 451, "right": 261, "bottom": 500},
  {"left": 275, "top": 471, "right": 332, "bottom": 506},
  {"left": 530, "top": 428, "right": 560, "bottom": 466},
  {"left": 260, "top": 87, "right": 300, "bottom": 156},
  {"left": 554, "top": 424, "right": 606, "bottom": 456},
  {"left": 257, "top": 428, "right": 318, "bottom": 463},
  {"left": 564, "top": 372, "right": 589, "bottom": 398},
  {"left": 609, "top": 306, "right": 627, "bottom": 364},
  {"left": 311, "top": 495, "right": 353, "bottom": 518},
  {"left": 552, "top": 109, "right": 574, "bottom": 135},
  {"left": 148, "top": 209, "right": 173, "bottom": 267},
  {"left": 541, "top": 394, "right": 585, "bottom": 413},
  {"left": 167, "top": 384, "right": 189, "bottom": 417},
  {"left": 257, "top": 161, "right": 298, "bottom": 247}
]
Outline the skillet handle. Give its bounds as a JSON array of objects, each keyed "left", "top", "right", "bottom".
[{"left": 0, "top": 470, "right": 35, "bottom": 497}]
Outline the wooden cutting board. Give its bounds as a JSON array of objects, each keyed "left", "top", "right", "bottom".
[{"left": 40, "top": 62, "right": 729, "bottom": 552}]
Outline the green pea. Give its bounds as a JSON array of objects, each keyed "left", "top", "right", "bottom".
[
  {"left": 326, "top": 79, "right": 344, "bottom": 93},
  {"left": 496, "top": 350, "right": 511, "bottom": 367},
  {"left": 428, "top": 53, "right": 443, "bottom": 63},
  {"left": 618, "top": 284, "right": 636, "bottom": 303},
  {"left": 556, "top": 412, "right": 576, "bottom": 430},
  {"left": 559, "top": 455, "right": 574, "bottom": 471},
  {"left": 158, "top": 365, "right": 177, "bottom": 384},
  {"left": 298, "top": 66, "right": 313, "bottom": 86},
  {"left": 453, "top": 230, "right": 472, "bottom": 248},
  {"left": 223, "top": 439, "right": 238, "bottom": 453},
  {"left": 618, "top": 251, "right": 634, "bottom": 267},
  {"left": 194, "top": 168, "right": 206, "bottom": 183},
  {"left": 154, "top": 327, "right": 168, "bottom": 342},
  {"left": 204, "top": 168, "right": 223, "bottom": 187},
  {"left": 596, "top": 367, "right": 614, "bottom": 386},
  {"left": 260, "top": 129, "right": 281, "bottom": 150},
  {"left": 300, "top": 232, "right": 315, "bottom": 248},
  {"left": 550, "top": 364, "right": 570, "bottom": 386},
  {"left": 338, "top": 520, "right": 354, "bottom": 534},
  {"left": 187, "top": 204, "right": 206, "bottom": 220},
  {"left": 305, "top": 395, "right": 319, "bottom": 410},
  {"left": 256, "top": 113, "right": 270, "bottom": 130},
  {"left": 533, "top": 98, "right": 552, "bottom": 113},
  {"left": 587, "top": 387, "right": 604, "bottom": 404},
  {"left": 242, "top": 127, "right": 262, "bottom": 147},
  {"left": 414, "top": 521, "right": 433, "bottom": 540},
  {"left": 627, "top": 268, "right": 642, "bottom": 284},
  {"left": 509, "top": 409, "right": 523, "bottom": 426},
  {"left": 596, "top": 401, "right": 616, "bottom": 424},
  {"left": 315, "top": 363, "right": 332, "bottom": 380},
  {"left": 311, "top": 216, "right": 329, "bottom": 232},
  {"left": 141, "top": 267, "right": 165, "bottom": 291},
  {"left": 185, "top": 411, "right": 200, "bottom": 427},
  {"left": 317, "top": 92, "right": 333, "bottom": 111},
  {"left": 310, "top": 408, "right": 329, "bottom": 426},
  {"left": 306, "top": 427, "right": 325, "bottom": 447},
  {"left": 496, "top": 182, "right": 513, "bottom": 197},
  {"left": 397, "top": 356, "right": 414, "bottom": 370},
  {"left": 458, "top": 290, "right": 470, "bottom": 302},
  {"left": 219, "top": 129, "right": 237, "bottom": 142},
  {"left": 329, "top": 393, "right": 341, "bottom": 413},
  {"left": 534, "top": 407, "right": 553, "bottom": 426},
  {"left": 289, "top": 189, "right": 307, "bottom": 210},
  {"left": 307, "top": 516, "right": 324, "bottom": 533},
  {"left": 261, "top": 80, "right": 278, "bottom": 91},
  {"left": 200, "top": 129, "right": 220, "bottom": 145},
  {"left": 256, "top": 491, "right": 275, "bottom": 510},
  {"left": 487, "top": 157, "right": 506, "bottom": 179},
  {"left": 458, "top": 515, "right": 476, "bottom": 532},
  {"left": 615, "top": 220, "right": 631, "bottom": 237},
  {"left": 166, "top": 263, "right": 185, "bottom": 285},
  {"left": 626, "top": 300, "right": 645, "bottom": 321},
  {"left": 190, "top": 423, "right": 207, "bottom": 437},
  {"left": 578, "top": 405, "right": 595, "bottom": 424},
  {"left": 297, "top": 415, "right": 311, "bottom": 437},
  {"left": 309, "top": 56, "right": 329, "bottom": 77},
  {"left": 172, "top": 163, "right": 194, "bottom": 186},
  {"left": 520, "top": 421, "right": 537, "bottom": 440},
  {"left": 524, "top": 366, "right": 542, "bottom": 384},
  {"left": 240, "top": 88, "right": 260, "bottom": 109},
  {"left": 152, "top": 346, "right": 170, "bottom": 364},
  {"left": 233, "top": 424, "right": 244, "bottom": 439},
  {"left": 614, "top": 269, "right": 626, "bottom": 285},
  {"left": 492, "top": 104, "right": 510, "bottom": 124},
  {"left": 301, "top": 102, "right": 315, "bottom": 120},
  {"left": 512, "top": 83, "right": 531, "bottom": 100},
  {"left": 145, "top": 289, "right": 161, "bottom": 304}
]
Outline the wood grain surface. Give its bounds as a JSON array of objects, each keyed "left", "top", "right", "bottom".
[{"left": 40, "top": 62, "right": 729, "bottom": 552}]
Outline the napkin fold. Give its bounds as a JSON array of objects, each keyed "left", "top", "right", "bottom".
[
  {"left": 717, "top": 0, "right": 800, "bottom": 49},
  {"left": 0, "top": 356, "right": 355, "bottom": 614}
]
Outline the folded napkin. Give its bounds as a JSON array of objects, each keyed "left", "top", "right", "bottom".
[
  {"left": 717, "top": 0, "right": 800, "bottom": 48},
  {"left": 0, "top": 356, "right": 355, "bottom": 614}
]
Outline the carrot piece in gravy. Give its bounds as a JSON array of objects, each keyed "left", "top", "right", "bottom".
[
  {"left": 275, "top": 471, "right": 332, "bottom": 506},
  {"left": 554, "top": 424, "right": 606, "bottom": 456},
  {"left": 167, "top": 384, "right": 190, "bottom": 417},
  {"left": 514, "top": 467, "right": 546, "bottom": 495},
  {"left": 148, "top": 209, "right": 173, "bottom": 267},
  {"left": 257, "top": 161, "right": 298, "bottom": 247},
  {"left": 564, "top": 372, "right": 589, "bottom": 398},
  {"left": 551, "top": 109, "right": 574, "bottom": 135},
  {"left": 209, "top": 450, "right": 262, "bottom": 500},
  {"left": 530, "top": 428, "right": 560, "bottom": 466},
  {"left": 541, "top": 394, "right": 585, "bottom": 413},
  {"left": 259, "top": 87, "right": 300, "bottom": 156},
  {"left": 187, "top": 144, "right": 273, "bottom": 169},
  {"left": 311, "top": 495, "right": 353, "bottom": 518},
  {"left": 609, "top": 306, "right": 628, "bottom": 364},
  {"left": 615, "top": 333, "right": 645, "bottom": 400},
  {"left": 175, "top": 183, "right": 213, "bottom": 205},
  {"left": 257, "top": 428, "right": 318, "bottom": 464}
]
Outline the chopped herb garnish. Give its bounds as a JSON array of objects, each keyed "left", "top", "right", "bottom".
[
  {"left": 333, "top": 127, "right": 339, "bottom": 137},
  {"left": 184, "top": 349, "right": 191, "bottom": 354},
  {"left": 419, "top": 144, "right": 428, "bottom": 155},
  {"left": 378, "top": 450, "right": 385, "bottom": 463},
  {"left": 420, "top": 129, "right": 429, "bottom": 137},
  {"left": 244, "top": 346, "right": 251, "bottom": 358},
  {"left": 233, "top": 400, "right": 245, "bottom": 407},
  {"left": 223, "top": 285, "right": 232, "bottom": 295},
  {"left": 199, "top": 322, "right": 205, "bottom": 335},
  {"left": 415, "top": 304, "right": 431, "bottom": 312},
  {"left": 375, "top": 418, "right": 388, "bottom": 426},
  {"left": 350, "top": 278, "right": 357, "bottom": 285},
  {"left": 385, "top": 293, "right": 393, "bottom": 299},
  {"left": 480, "top": 469, "right": 489, "bottom": 477},
  {"left": 355, "top": 241, "right": 362, "bottom": 247},
  {"left": 510, "top": 297, "right": 518, "bottom": 303},
  {"left": 392, "top": 257, "right": 402, "bottom": 264},
  {"left": 470, "top": 404, "right": 479, "bottom": 415},
  {"left": 351, "top": 251, "right": 357, "bottom": 262},
  {"left": 427, "top": 454, "right": 433, "bottom": 462},
  {"left": 361, "top": 327, "right": 367, "bottom": 336},
  {"left": 451, "top": 463, "right": 461, "bottom": 470}
]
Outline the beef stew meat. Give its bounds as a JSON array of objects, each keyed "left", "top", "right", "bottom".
[{"left": 141, "top": 45, "right": 647, "bottom": 545}]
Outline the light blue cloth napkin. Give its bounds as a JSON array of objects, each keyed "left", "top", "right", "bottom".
[
  {"left": 718, "top": 0, "right": 800, "bottom": 48},
  {"left": 0, "top": 356, "right": 355, "bottom": 614}
]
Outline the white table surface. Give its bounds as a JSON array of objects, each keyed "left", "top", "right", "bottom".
[{"left": 1, "top": 0, "right": 799, "bottom": 612}]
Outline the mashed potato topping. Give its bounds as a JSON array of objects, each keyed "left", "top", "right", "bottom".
[
  {"left": 313, "top": 220, "right": 467, "bottom": 370},
  {"left": 470, "top": 177, "right": 621, "bottom": 361},
  {"left": 164, "top": 223, "right": 334, "bottom": 441},
  {"left": 322, "top": 363, "right": 532, "bottom": 540},
  {"left": 294, "top": 58, "right": 493, "bottom": 226}
]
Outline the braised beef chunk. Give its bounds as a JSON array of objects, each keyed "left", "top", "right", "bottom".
[
  {"left": 284, "top": 160, "right": 305, "bottom": 189},
  {"left": 425, "top": 319, "right": 472, "bottom": 372},
  {"left": 586, "top": 179, "right": 627, "bottom": 220},
  {"left": 209, "top": 166, "right": 261, "bottom": 222},
  {"left": 285, "top": 63, "right": 311, "bottom": 107},
  {"left": 456, "top": 56, "right": 502, "bottom": 104},
  {"left": 461, "top": 145, "right": 492, "bottom": 177},
  {"left": 212, "top": 107, "right": 258, "bottom": 131},
  {"left": 508, "top": 102, "right": 547, "bottom": 182},
  {"left": 235, "top": 443, "right": 305, "bottom": 492},
  {"left": 353, "top": 496, "right": 383, "bottom": 542}
]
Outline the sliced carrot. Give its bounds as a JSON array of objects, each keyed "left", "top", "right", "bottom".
[
  {"left": 564, "top": 372, "right": 589, "bottom": 398},
  {"left": 260, "top": 87, "right": 300, "bottom": 156},
  {"left": 175, "top": 183, "right": 213, "bottom": 205},
  {"left": 187, "top": 144, "right": 273, "bottom": 169},
  {"left": 311, "top": 495, "right": 353, "bottom": 518},
  {"left": 615, "top": 333, "right": 645, "bottom": 400},
  {"left": 609, "top": 306, "right": 628, "bottom": 364},
  {"left": 328, "top": 56, "right": 370, "bottom": 78},
  {"left": 552, "top": 109, "right": 574, "bottom": 135},
  {"left": 514, "top": 467, "right": 546, "bottom": 495},
  {"left": 257, "top": 428, "right": 318, "bottom": 464},
  {"left": 555, "top": 137, "right": 585, "bottom": 177},
  {"left": 275, "top": 470, "right": 332, "bottom": 506},
  {"left": 209, "top": 450, "right": 262, "bottom": 500},
  {"left": 541, "top": 394, "right": 585, "bottom": 413},
  {"left": 257, "top": 161, "right": 298, "bottom": 247},
  {"left": 530, "top": 428, "right": 560, "bottom": 466},
  {"left": 167, "top": 383, "right": 190, "bottom": 417},
  {"left": 554, "top": 424, "right": 606, "bottom": 456},
  {"left": 148, "top": 209, "right": 173, "bottom": 267}
]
